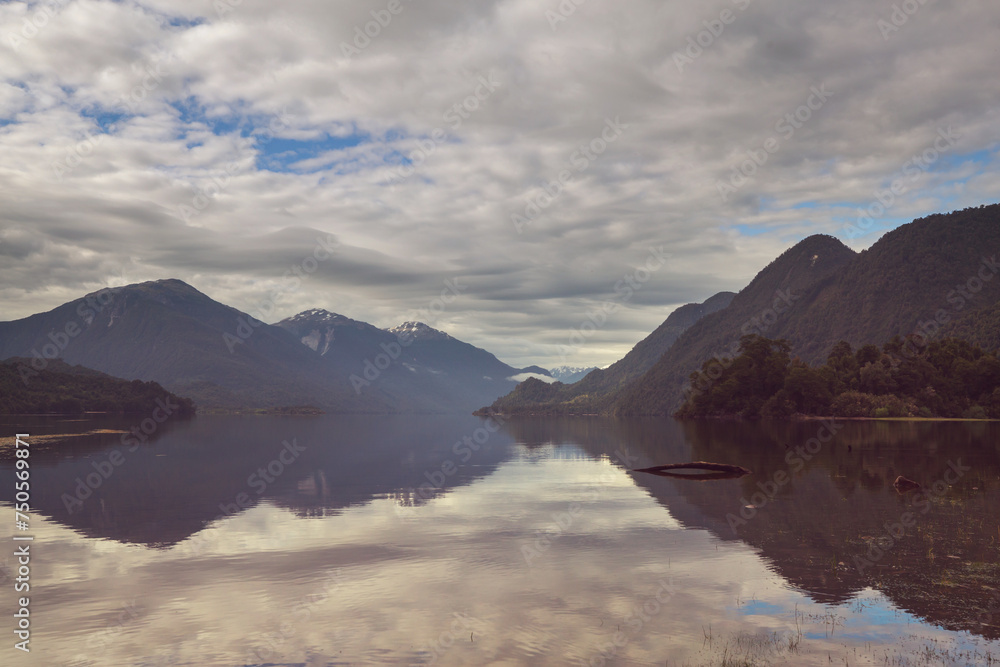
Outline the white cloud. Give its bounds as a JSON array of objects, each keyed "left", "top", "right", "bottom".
[{"left": 1, "top": 0, "right": 998, "bottom": 368}]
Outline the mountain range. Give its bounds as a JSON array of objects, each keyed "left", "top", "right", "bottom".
[
  {"left": 484, "top": 203, "right": 1000, "bottom": 416},
  {"left": 274, "top": 308, "right": 550, "bottom": 411},
  {"left": 1, "top": 203, "right": 996, "bottom": 416},
  {"left": 0, "top": 280, "right": 549, "bottom": 413}
]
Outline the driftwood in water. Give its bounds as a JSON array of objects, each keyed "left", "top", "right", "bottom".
[
  {"left": 634, "top": 461, "right": 751, "bottom": 481},
  {"left": 893, "top": 475, "right": 921, "bottom": 493}
]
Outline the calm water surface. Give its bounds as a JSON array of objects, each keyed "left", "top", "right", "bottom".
[{"left": 1, "top": 415, "right": 999, "bottom": 666}]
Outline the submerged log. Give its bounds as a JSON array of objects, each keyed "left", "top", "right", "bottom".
[{"left": 634, "top": 461, "right": 751, "bottom": 480}]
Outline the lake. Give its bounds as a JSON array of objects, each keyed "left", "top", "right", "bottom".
[{"left": 1, "top": 414, "right": 999, "bottom": 666}]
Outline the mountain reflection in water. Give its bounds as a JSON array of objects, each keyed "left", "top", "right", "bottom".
[{"left": 1, "top": 414, "right": 997, "bottom": 666}]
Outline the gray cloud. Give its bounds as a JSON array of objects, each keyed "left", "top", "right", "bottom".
[{"left": 0, "top": 0, "right": 997, "bottom": 368}]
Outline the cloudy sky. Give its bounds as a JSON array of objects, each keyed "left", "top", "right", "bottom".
[{"left": 1, "top": 0, "right": 997, "bottom": 369}]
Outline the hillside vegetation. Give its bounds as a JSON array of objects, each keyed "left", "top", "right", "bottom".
[
  {"left": 675, "top": 334, "right": 1000, "bottom": 419},
  {"left": 614, "top": 233, "right": 857, "bottom": 415},
  {"left": 0, "top": 358, "right": 196, "bottom": 415}
]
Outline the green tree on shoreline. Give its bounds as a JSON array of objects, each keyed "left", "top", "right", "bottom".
[{"left": 675, "top": 334, "right": 1000, "bottom": 419}]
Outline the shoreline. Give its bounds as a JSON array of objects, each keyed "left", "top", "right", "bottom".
[{"left": 472, "top": 411, "right": 999, "bottom": 422}]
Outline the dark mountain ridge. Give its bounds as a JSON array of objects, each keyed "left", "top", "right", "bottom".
[
  {"left": 617, "top": 204, "right": 1000, "bottom": 414},
  {"left": 0, "top": 280, "right": 538, "bottom": 413},
  {"left": 483, "top": 203, "right": 999, "bottom": 417},
  {"left": 615, "top": 234, "right": 857, "bottom": 414},
  {"left": 0, "top": 279, "right": 357, "bottom": 412}
]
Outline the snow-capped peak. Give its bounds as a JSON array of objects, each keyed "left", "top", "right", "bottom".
[
  {"left": 285, "top": 308, "right": 350, "bottom": 323},
  {"left": 386, "top": 321, "right": 451, "bottom": 340}
]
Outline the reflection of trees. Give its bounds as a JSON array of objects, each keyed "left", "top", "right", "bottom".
[
  {"left": 677, "top": 419, "right": 1000, "bottom": 638},
  {"left": 504, "top": 417, "right": 1000, "bottom": 639}
]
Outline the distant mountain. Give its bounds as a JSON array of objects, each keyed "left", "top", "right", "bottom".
[
  {"left": 277, "top": 309, "right": 400, "bottom": 370},
  {"left": 548, "top": 366, "right": 599, "bottom": 383},
  {"left": 0, "top": 280, "right": 533, "bottom": 413},
  {"left": 0, "top": 279, "right": 366, "bottom": 412},
  {"left": 480, "top": 290, "right": 736, "bottom": 414},
  {"left": 275, "top": 310, "right": 544, "bottom": 412},
  {"left": 616, "top": 204, "right": 1000, "bottom": 415}
]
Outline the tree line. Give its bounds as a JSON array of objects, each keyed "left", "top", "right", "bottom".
[
  {"left": 675, "top": 334, "right": 1000, "bottom": 419},
  {"left": 0, "top": 359, "right": 196, "bottom": 415}
]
